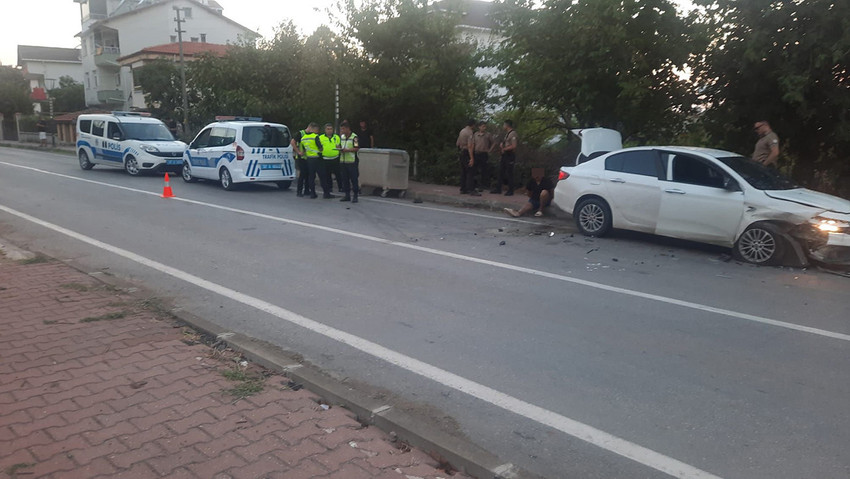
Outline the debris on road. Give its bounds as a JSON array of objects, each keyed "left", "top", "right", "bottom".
[
  {"left": 499, "top": 241, "right": 506, "bottom": 246},
  {"left": 587, "top": 247, "right": 599, "bottom": 254}
]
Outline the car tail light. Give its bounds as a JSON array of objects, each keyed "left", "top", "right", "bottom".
[
  {"left": 236, "top": 145, "right": 244, "bottom": 161},
  {"left": 558, "top": 170, "right": 569, "bottom": 181}
]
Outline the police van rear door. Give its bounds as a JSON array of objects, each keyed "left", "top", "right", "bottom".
[{"left": 242, "top": 125, "right": 294, "bottom": 179}]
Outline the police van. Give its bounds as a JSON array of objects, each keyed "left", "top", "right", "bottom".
[
  {"left": 76, "top": 112, "right": 187, "bottom": 175},
  {"left": 182, "top": 117, "right": 295, "bottom": 190}
]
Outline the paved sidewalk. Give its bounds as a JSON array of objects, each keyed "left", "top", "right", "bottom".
[{"left": 0, "top": 253, "right": 471, "bottom": 479}]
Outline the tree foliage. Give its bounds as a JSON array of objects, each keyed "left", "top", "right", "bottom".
[
  {"left": 47, "top": 75, "right": 85, "bottom": 113},
  {"left": 493, "top": 0, "right": 696, "bottom": 142},
  {"left": 693, "top": 0, "right": 850, "bottom": 192},
  {"left": 0, "top": 67, "right": 33, "bottom": 118},
  {"left": 134, "top": 60, "right": 184, "bottom": 121}
]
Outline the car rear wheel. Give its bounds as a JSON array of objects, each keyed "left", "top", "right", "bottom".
[
  {"left": 182, "top": 162, "right": 197, "bottom": 183},
  {"left": 124, "top": 156, "right": 140, "bottom": 176},
  {"left": 78, "top": 150, "right": 94, "bottom": 170},
  {"left": 734, "top": 223, "right": 786, "bottom": 265},
  {"left": 575, "top": 197, "right": 612, "bottom": 237},
  {"left": 220, "top": 168, "right": 235, "bottom": 190},
  {"left": 276, "top": 180, "right": 292, "bottom": 190}
]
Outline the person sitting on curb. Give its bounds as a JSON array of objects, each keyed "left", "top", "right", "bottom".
[{"left": 504, "top": 168, "right": 554, "bottom": 218}]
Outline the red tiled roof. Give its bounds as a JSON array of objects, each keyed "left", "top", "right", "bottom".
[{"left": 136, "top": 42, "right": 231, "bottom": 57}]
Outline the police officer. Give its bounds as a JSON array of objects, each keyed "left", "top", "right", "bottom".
[
  {"left": 338, "top": 121, "right": 360, "bottom": 203},
  {"left": 319, "top": 123, "right": 341, "bottom": 199},
  {"left": 291, "top": 124, "right": 309, "bottom": 197},
  {"left": 456, "top": 119, "right": 477, "bottom": 195},
  {"left": 298, "top": 123, "right": 322, "bottom": 199},
  {"left": 492, "top": 119, "right": 518, "bottom": 196}
]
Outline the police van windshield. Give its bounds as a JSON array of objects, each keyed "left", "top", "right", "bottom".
[
  {"left": 243, "top": 126, "right": 291, "bottom": 148},
  {"left": 121, "top": 123, "right": 175, "bottom": 141}
]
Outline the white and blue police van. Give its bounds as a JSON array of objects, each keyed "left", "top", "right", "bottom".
[
  {"left": 182, "top": 117, "right": 295, "bottom": 190},
  {"left": 76, "top": 112, "right": 187, "bottom": 175}
]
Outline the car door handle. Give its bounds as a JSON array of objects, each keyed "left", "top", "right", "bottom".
[
  {"left": 664, "top": 188, "right": 686, "bottom": 194},
  {"left": 609, "top": 178, "right": 626, "bottom": 183}
]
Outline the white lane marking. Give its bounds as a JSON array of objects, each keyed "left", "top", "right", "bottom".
[
  {"left": 0, "top": 203, "right": 722, "bottom": 479},
  {"left": 362, "top": 196, "right": 544, "bottom": 225},
  {"left": 3, "top": 160, "right": 849, "bottom": 343}
]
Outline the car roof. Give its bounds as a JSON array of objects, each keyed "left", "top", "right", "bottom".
[
  {"left": 604, "top": 145, "right": 741, "bottom": 159},
  {"left": 206, "top": 121, "right": 287, "bottom": 128},
  {"left": 78, "top": 114, "right": 163, "bottom": 124}
]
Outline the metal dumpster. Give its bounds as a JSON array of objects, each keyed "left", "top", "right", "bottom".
[{"left": 357, "top": 148, "right": 409, "bottom": 197}]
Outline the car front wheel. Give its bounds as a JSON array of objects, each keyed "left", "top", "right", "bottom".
[
  {"left": 220, "top": 168, "right": 234, "bottom": 190},
  {"left": 182, "top": 162, "right": 197, "bottom": 183},
  {"left": 734, "top": 223, "right": 786, "bottom": 265},
  {"left": 575, "top": 197, "right": 612, "bottom": 237},
  {"left": 78, "top": 150, "right": 94, "bottom": 170},
  {"left": 124, "top": 156, "right": 140, "bottom": 176}
]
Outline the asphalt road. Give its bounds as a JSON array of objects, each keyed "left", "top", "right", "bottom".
[{"left": 1, "top": 147, "right": 849, "bottom": 479}]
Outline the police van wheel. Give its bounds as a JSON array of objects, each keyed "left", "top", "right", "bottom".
[
  {"left": 220, "top": 168, "right": 235, "bottom": 190},
  {"left": 276, "top": 181, "right": 291, "bottom": 190},
  {"left": 78, "top": 150, "right": 94, "bottom": 170},
  {"left": 182, "top": 162, "right": 198, "bottom": 183},
  {"left": 124, "top": 156, "right": 140, "bottom": 176}
]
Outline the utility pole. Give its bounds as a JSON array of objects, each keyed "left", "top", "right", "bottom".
[
  {"left": 334, "top": 82, "right": 340, "bottom": 132},
  {"left": 173, "top": 6, "right": 189, "bottom": 136}
]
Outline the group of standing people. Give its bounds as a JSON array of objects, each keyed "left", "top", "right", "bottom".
[
  {"left": 291, "top": 120, "right": 374, "bottom": 202},
  {"left": 456, "top": 119, "right": 519, "bottom": 196}
]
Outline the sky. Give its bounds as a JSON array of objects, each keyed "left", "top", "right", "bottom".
[
  {"left": 0, "top": 0, "right": 342, "bottom": 66},
  {"left": 1, "top": 0, "right": 693, "bottom": 67}
]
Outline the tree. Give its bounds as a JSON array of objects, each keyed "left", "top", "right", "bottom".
[
  {"left": 693, "top": 0, "right": 850, "bottom": 194},
  {"left": 134, "top": 60, "right": 183, "bottom": 120},
  {"left": 342, "top": 0, "right": 487, "bottom": 182},
  {"left": 0, "top": 66, "right": 32, "bottom": 118},
  {"left": 47, "top": 76, "right": 85, "bottom": 113},
  {"left": 493, "top": 0, "right": 697, "bottom": 142}
]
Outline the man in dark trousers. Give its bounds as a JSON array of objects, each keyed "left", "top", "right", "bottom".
[
  {"left": 492, "top": 119, "right": 518, "bottom": 196},
  {"left": 504, "top": 168, "right": 554, "bottom": 217},
  {"left": 358, "top": 120, "right": 375, "bottom": 149},
  {"left": 290, "top": 124, "right": 310, "bottom": 197},
  {"left": 297, "top": 123, "right": 322, "bottom": 199},
  {"left": 472, "top": 121, "right": 496, "bottom": 192},
  {"left": 338, "top": 121, "right": 360, "bottom": 203},
  {"left": 456, "top": 119, "right": 478, "bottom": 195}
]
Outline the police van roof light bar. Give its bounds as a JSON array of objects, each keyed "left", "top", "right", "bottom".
[
  {"left": 215, "top": 115, "right": 263, "bottom": 122},
  {"left": 111, "top": 111, "right": 151, "bottom": 117}
]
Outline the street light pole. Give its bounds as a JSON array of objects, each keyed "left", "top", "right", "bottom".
[{"left": 173, "top": 6, "right": 189, "bottom": 136}]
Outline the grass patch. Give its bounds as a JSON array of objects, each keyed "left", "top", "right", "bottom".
[
  {"left": 80, "top": 311, "right": 128, "bottom": 323},
  {"left": 221, "top": 367, "right": 265, "bottom": 399},
  {"left": 43, "top": 320, "right": 59, "bottom": 325},
  {"left": 6, "top": 463, "right": 35, "bottom": 477},
  {"left": 19, "top": 254, "right": 49, "bottom": 265},
  {"left": 60, "top": 282, "right": 91, "bottom": 292}
]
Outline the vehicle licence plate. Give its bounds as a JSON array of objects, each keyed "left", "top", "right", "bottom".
[
  {"left": 166, "top": 159, "right": 182, "bottom": 165},
  {"left": 260, "top": 163, "right": 282, "bottom": 170}
]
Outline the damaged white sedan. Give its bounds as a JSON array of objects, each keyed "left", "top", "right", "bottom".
[{"left": 555, "top": 139, "right": 850, "bottom": 266}]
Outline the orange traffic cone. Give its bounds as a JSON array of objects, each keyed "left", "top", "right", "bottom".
[{"left": 162, "top": 173, "right": 175, "bottom": 198}]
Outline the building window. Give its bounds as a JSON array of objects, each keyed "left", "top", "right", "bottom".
[
  {"left": 170, "top": 35, "right": 177, "bottom": 43},
  {"left": 183, "top": 7, "right": 192, "bottom": 18},
  {"left": 200, "top": 33, "right": 206, "bottom": 43},
  {"left": 84, "top": 72, "right": 90, "bottom": 89},
  {"left": 116, "top": 73, "right": 121, "bottom": 86},
  {"left": 93, "top": 71, "right": 98, "bottom": 88},
  {"left": 190, "top": 37, "right": 198, "bottom": 42}
]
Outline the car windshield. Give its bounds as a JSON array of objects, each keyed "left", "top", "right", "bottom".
[
  {"left": 121, "top": 122, "right": 175, "bottom": 141},
  {"left": 243, "top": 125, "right": 291, "bottom": 147},
  {"left": 717, "top": 156, "right": 797, "bottom": 190}
]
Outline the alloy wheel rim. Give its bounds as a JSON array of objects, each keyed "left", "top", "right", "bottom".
[
  {"left": 79, "top": 152, "right": 89, "bottom": 167},
  {"left": 182, "top": 164, "right": 192, "bottom": 181},
  {"left": 126, "top": 158, "right": 139, "bottom": 175},
  {"left": 739, "top": 228, "right": 776, "bottom": 263},
  {"left": 580, "top": 204, "right": 604, "bottom": 233},
  {"left": 221, "top": 170, "right": 231, "bottom": 188}
]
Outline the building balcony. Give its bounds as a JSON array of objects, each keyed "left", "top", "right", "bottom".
[
  {"left": 96, "top": 89, "right": 124, "bottom": 104},
  {"left": 94, "top": 46, "right": 121, "bottom": 68}
]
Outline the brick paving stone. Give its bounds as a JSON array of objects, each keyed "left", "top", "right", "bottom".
[{"left": 0, "top": 259, "right": 474, "bottom": 479}]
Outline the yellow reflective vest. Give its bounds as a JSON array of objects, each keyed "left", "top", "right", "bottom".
[
  {"left": 319, "top": 134, "right": 340, "bottom": 159},
  {"left": 339, "top": 133, "right": 359, "bottom": 164},
  {"left": 300, "top": 132, "right": 321, "bottom": 158}
]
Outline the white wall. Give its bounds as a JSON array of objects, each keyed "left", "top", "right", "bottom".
[{"left": 23, "top": 61, "right": 84, "bottom": 89}]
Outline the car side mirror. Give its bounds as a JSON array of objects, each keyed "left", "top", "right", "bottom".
[{"left": 723, "top": 176, "right": 741, "bottom": 192}]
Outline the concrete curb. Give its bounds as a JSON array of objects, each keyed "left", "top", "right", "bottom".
[
  {"left": 409, "top": 191, "right": 527, "bottom": 213},
  {"left": 0, "top": 238, "right": 545, "bottom": 479}
]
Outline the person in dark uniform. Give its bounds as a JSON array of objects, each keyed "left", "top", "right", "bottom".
[
  {"left": 456, "top": 119, "right": 478, "bottom": 195},
  {"left": 291, "top": 124, "right": 310, "bottom": 197},
  {"left": 297, "top": 123, "right": 322, "bottom": 199},
  {"left": 338, "top": 121, "right": 360, "bottom": 203},
  {"left": 492, "top": 119, "right": 518, "bottom": 196},
  {"left": 358, "top": 120, "right": 374, "bottom": 149}
]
